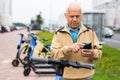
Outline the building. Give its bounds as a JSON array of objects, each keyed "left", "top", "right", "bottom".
[
  {"left": 0, "top": 0, "right": 12, "bottom": 26},
  {"left": 82, "top": 10, "right": 105, "bottom": 41},
  {"left": 93, "top": 0, "right": 120, "bottom": 28}
]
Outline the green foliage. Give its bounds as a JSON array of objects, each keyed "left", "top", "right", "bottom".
[
  {"left": 94, "top": 45, "right": 120, "bottom": 80},
  {"left": 37, "top": 31, "right": 54, "bottom": 45},
  {"left": 36, "top": 14, "right": 43, "bottom": 25}
]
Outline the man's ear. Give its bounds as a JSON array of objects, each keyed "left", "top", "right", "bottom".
[{"left": 64, "top": 13, "right": 67, "bottom": 18}]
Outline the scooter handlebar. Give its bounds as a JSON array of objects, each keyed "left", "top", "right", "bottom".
[
  {"left": 29, "top": 33, "right": 37, "bottom": 39},
  {"left": 31, "top": 57, "right": 95, "bottom": 69}
]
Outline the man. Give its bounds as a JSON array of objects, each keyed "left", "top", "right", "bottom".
[{"left": 50, "top": 2, "right": 102, "bottom": 80}]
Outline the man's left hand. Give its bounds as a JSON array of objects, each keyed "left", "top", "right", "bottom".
[{"left": 80, "top": 49, "right": 94, "bottom": 57}]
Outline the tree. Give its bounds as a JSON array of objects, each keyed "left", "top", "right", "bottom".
[{"left": 35, "top": 12, "right": 43, "bottom": 30}]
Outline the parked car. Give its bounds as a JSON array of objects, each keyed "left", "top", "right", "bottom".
[
  {"left": 0, "top": 25, "right": 8, "bottom": 33},
  {"left": 9, "top": 25, "right": 17, "bottom": 31},
  {"left": 102, "top": 27, "right": 114, "bottom": 38}
]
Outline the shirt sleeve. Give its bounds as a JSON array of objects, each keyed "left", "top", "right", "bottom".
[
  {"left": 90, "top": 31, "right": 102, "bottom": 61},
  {"left": 50, "top": 33, "right": 70, "bottom": 60}
]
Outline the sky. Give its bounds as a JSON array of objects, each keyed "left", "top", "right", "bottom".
[{"left": 12, "top": 0, "right": 92, "bottom": 24}]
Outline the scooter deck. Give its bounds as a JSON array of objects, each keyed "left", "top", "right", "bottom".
[{"left": 34, "top": 68, "right": 56, "bottom": 74}]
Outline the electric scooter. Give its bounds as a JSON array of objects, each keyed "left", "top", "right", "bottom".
[
  {"left": 11, "top": 32, "right": 32, "bottom": 67},
  {"left": 30, "top": 57, "right": 95, "bottom": 80},
  {"left": 12, "top": 33, "right": 25, "bottom": 67}
]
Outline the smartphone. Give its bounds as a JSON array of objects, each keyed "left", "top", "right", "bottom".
[{"left": 83, "top": 43, "right": 92, "bottom": 49}]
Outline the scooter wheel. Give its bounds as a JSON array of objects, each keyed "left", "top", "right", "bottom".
[
  {"left": 23, "top": 62, "right": 28, "bottom": 69},
  {"left": 12, "top": 59, "right": 19, "bottom": 67},
  {"left": 24, "top": 68, "right": 31, "bottom": 76}
]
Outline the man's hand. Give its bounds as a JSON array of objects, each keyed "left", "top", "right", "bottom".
[
  {"left": 68, "top": 43, "right": 84, "bottom": 53},
  {"left": 80, "top": 49, "right": 94, "bottom": 57}
]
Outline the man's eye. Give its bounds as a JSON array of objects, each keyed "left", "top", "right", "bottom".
[
  {"left": 76, "top": 15, "right": 80, "bottom": 18},
  {"left": 69, "top": 16, "right": 80, "bottom": 18},
  {"left": 70, "top": 16, "right": 74, "bottom": 18}
]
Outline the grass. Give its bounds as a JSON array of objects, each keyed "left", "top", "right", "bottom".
[
  {"left": 36, "top": 31, "right": 54, "bottom": 45},
  {"left": 93, "top": 45, "right": 120, "bottom": 80},
  {"left": 37, "top": 31, "right": 120, "bottom": 80}
]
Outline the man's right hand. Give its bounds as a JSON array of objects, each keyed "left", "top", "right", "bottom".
[{"left": 68, "top": 43, "right": 84, "bottom": 53}]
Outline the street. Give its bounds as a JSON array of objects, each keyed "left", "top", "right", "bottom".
[
  {"left": 0, "top": 29, "right": 55, "bottom": 80},
  {"left": 103, "top": 33, "right": 120, "bottom": 50}
]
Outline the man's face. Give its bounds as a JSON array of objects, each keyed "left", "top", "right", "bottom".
[{"left": 65, "top": 8, "right": 82, "bottom": 30}]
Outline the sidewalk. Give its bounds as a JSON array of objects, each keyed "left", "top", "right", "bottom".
[{"left": 0, "top": 29, "right": 55, "bottom": 80}]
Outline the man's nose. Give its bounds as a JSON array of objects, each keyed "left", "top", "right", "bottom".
[{"left": 73, "top": 16, "right": 77, "bottom": 21}]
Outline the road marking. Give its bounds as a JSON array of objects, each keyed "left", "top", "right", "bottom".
[{"left": 103, "top": 39, "right": 120, "bottom": 44}]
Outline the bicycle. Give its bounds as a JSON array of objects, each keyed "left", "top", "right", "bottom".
[{"left": 24, "top": 57, "right": 95, "bottom": 80}]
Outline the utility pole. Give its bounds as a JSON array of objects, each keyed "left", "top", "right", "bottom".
[{"left": 49, "top": 0, "right": 52, "bottom": 31}]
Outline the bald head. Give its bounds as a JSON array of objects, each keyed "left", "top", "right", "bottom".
[{"left": 65, "top": 2, "right": 82, "bottom": 14}]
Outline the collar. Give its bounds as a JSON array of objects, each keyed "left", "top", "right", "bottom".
[{"left": 67, "top": 25, "right": 80, "bottom": 32}]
